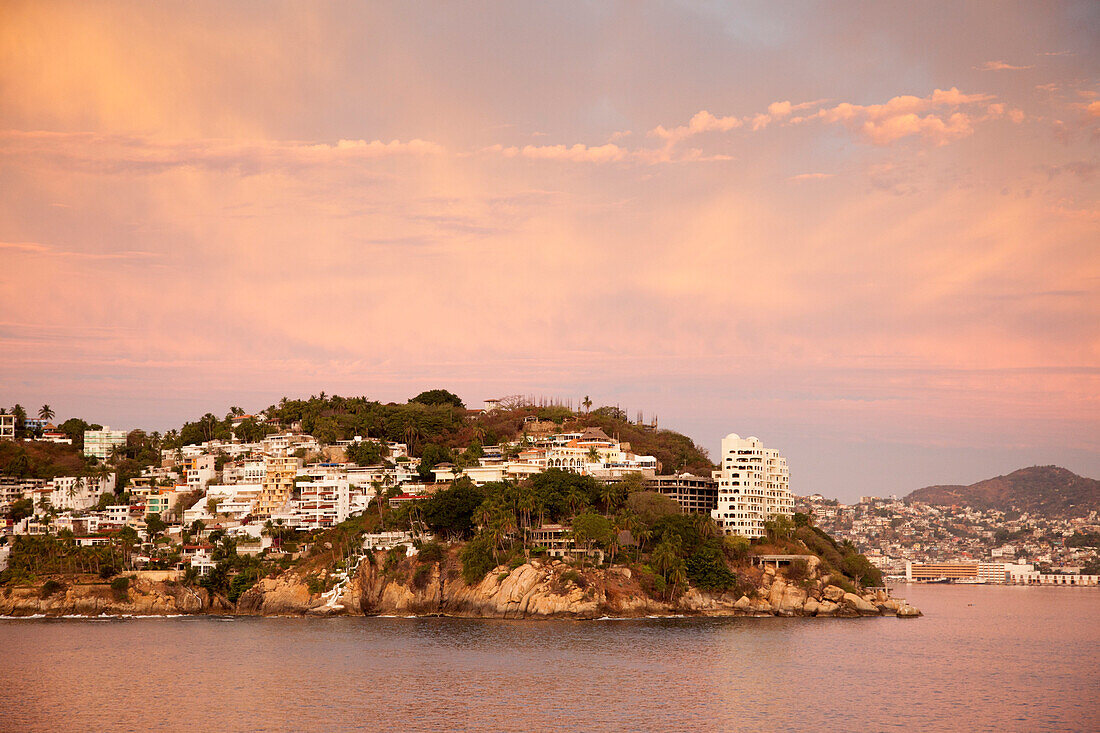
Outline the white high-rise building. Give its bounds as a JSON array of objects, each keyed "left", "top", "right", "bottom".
[
  {"left": 83, "top": 427, "right": 128, "bottom": 460},
  {"left": 711, "top": 433, "right": 792, "bottom": 538}
]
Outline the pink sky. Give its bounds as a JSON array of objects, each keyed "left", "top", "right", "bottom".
[{"left": 2, "top": 2, "right": 1098, "bottom": 500}]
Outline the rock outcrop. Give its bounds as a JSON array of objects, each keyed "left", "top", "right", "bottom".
[
  {"left": 2, "top": 554, "right": 922, "bottom": 620},
  {"left": 0, "top": 578, "right": 215, "bottom": 617}
]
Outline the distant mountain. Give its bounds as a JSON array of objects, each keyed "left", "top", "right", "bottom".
[{"left": 906, "top": 466, "right": 1100, "bottom": 517}]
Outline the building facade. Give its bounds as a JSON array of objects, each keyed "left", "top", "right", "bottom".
[
  {"left": 253, "top": 455, "right": 302, "bottom": 517},
  {"left": 645, "top": 474, "right": 718, "bottom": 514},
  {"left": 83, "top": 427, "right": 128, "bottom": 460},
  {"left": 711, "top": 433, "right": 792, "bottom": 538}
]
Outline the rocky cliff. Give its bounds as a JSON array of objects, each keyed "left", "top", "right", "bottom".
[
  {"left": 2, "top": 555, "right": 920, "bottom": 619},
  {"left": 352, "top": 553, "right": 920, "bottom": 619},
  {"left": 0, "top": 577, "right": 221, "bottom": 617}
]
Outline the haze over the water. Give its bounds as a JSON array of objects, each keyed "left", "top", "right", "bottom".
[{"left": 1, "top": 2, "right": 1097, "bottom": 502}]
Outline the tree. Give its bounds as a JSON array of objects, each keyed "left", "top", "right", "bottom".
[
  {"left": 582, "top": 395, "right": 592, "bottom": 413},
  {"left": 624, "top": 491, "right": 681, "bottom": 528},
  {"left": 58, "top": 418, "right": 91, "bottom": 449},
  {"left": 764, "top": 514, "right": 796, "bottom": 542},
  {"left": 11, "top": 404, "right": 26, "bottom": 438},
  {"left": 8, "top": 498, "right": 33, "bottom": 523},
  {"left": 38, "top": 404, "right": 55, "bottom": 422},
  {"left": 409, "top": 390, "right": 465, "bottom": 409},
  {"left": 346, "top": 440, "right": 384, "bottom": 467},
  {"left": 793, "top": 512, "right": 814, "bottom": 528},
  {"left": 572, "top": 512, "right": 612, "bottom": 555},
  {"left": 145, "top": 512, "right": 167, "bottom": 537},
  {"left": 421, "top": 478, "right": 486, "bottom": 540},
  {"left": 685, "top": 543, "right": 736, "bottom": 590},
  {"left": 417, "top": 444, "right": 452, "bottom": 481}
]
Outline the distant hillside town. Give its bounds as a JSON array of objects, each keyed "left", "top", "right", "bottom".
[{"left": 798, "top": 472, "right": 1100, "bottom": 585}]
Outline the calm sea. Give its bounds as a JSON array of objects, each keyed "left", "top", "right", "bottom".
[{"left": 0, "top": 584, "right": 1097, "bottom": 732}]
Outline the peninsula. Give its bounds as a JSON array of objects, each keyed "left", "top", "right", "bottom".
[{"left": 0, "top": 393, "right": 918, "bottom": 619}]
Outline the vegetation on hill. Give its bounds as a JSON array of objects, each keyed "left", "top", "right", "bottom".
[
  {"left": 164, "top": 392, "right": 715, "bottom": 476},
  {"left": 0, "top": 441, "right": 97, "bottom": 480},
  {"left": 408, "top": 471, "right": 879, "bottom": 596},
  {"left": 906, "top": 466, "right": 1100, "bottom": 518}
]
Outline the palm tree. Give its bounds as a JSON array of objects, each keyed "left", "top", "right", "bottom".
[
  {"left": 565, "top": 485, "right": 586, "bottom": 518},
  {"left": 371, "top": 481, "right": 385, "bottom": 522},
  {"left": 582, "top": 396, "right": 592, "bottom": 414},
  {"left": 403, "top": 424, "right": 421, "bottom": 451},
  {"left": 599, "top": 482, "right": 618, "bottom": 512},
  {"left": 38, "top": 404, "right": 55, "bottom": 422},
  {"left": 12, "top": 404, "right": 26, "bottom": 434}
]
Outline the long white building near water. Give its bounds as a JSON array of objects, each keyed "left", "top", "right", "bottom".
[{"left": 711, "top": 433, "right": 792, "bottom": 538}]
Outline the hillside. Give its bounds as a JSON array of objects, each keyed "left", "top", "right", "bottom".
[
  {"left": 172, "top": 394, "right": 714, "bottom": 476},
  {"left": 906, "top": 466, "right": 1100, "bottom": 517},
  {"left": 0, "top": 441, "right": 95, "bottom": 480}
]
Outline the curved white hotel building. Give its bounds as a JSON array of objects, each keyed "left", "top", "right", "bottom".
[{"left": 712, "top": 433, "right": 793, "bottom": 538}]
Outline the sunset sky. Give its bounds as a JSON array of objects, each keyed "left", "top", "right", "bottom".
[{"left": 2, "top": 1, "right": 1098, "bottom": 500}]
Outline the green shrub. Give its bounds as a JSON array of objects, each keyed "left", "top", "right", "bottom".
[
  {"left": 412, "top": 564, "right": 433, "bottom": 590},
  {"left": 497, "top": 571, "right": 510, "bottom": 582},
  {"left": 508, "top": 555, "right": 526, "bottom": 570},
  {"left": 110, "top": 576, "right": 130, "bottom": 601},
  {"left": 785, "top": 559, "right": 810, "bottom": 583},
  {"left": 40, "top": 579, "right": 65, "bottom": 599},
  {"left": 227, "top": 568, "right": 260, "bottom": 604},
  {"left": 460, "top": 535, "right": 496, "bottom": 585},
  {"left": 636, "top": 570, "right": 667, "bottom": 599},
  {"left": 560, "top": 569, "right": 587, "bottom": 588},
  {"left": 685, "top": 544, "right": 736, "bottom": 591},
  {"left": 306, "top": 575, "right": 325, "bottom": 595},
  {"left": 417, "top": 542, "right": 444, "bottom": 564},
  {"left": 384, "top": 546, "right": 406, "bottom": 572}
]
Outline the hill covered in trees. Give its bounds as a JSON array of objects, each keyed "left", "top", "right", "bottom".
[
  {"left": 906, "top": 466, "right": 1100, "bottom": 518},
  {"left": 167, "top": 392, "right": 715, "bottom": 476}
]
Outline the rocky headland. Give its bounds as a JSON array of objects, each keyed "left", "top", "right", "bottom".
[{"left": 0, "top": 551, "right": 920, "bottom": 619}]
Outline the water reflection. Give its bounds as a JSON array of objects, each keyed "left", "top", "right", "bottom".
[{"left": 0, "top": 586, "right": 1096, "bottom": 732}]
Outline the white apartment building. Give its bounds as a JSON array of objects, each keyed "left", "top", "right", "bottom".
[
  {"left": 222, "top": 460, "right": 266, "bottom": 485},
  {"left": 294, "top": 475, "right": 352, "bottom": 531},
  {"left": 711, "top": 433, "right": 792, "bottom": 539},
  {"left": 0, "top": 413, "right": 14, "bottom": 440},
  {"left": 49, "top": 474, "right": 116, "bottom": 512},
  {"left": 84, "top": 427, "right": 128, "bottom": 460},
  {"left": 182, "top": 455, "right": 216, "bottom": 490}
]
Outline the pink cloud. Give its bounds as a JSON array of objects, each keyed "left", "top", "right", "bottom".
[
  {"left": 788, "top": 173, "right": 834, "bottom": 181},
  {"left": 650, "top": 109, "right": 742, "bottom": 145},
  {"left": 651, "top": 89, "right": 993, "bottom": 149},
  {"left": 979, "top": 60, "right": 1034, "bottom": 71},
  {"left": 0, "top": 241, "right": 158, "bottom": 260},
  {"left": 0, "top": 131, "right": 445, "bottom": 174},
  {"left": 484, "top": 142, "right": 628, "bottom": 163}
]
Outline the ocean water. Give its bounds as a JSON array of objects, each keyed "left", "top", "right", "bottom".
[{"left": 0, "top": 584, "right": 1096, "bottom": 732}]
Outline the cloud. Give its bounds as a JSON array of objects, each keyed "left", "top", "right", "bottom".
[
  {"left": 650, "top": 88, "right": 994, "bottom": 149},
  {"left": 0, "top": 131, "right": 445, "bottom": 175},
  {"left": 810, "top": 88, "right": 993, "bottom": 145},
  {"left": 979, "top": 60, "right": 1034, "bottom": 71},
  {"left": 650, "top": 110, "right": 743, "bottom": 145},
  {"left": 484, "top": 142, "right": 628, "bottom": 163},
  {"left": 788, "top": 173, "right": 834, "bottom": 181},
  {"left": 0, "top": 241, "right": 158, "bottom": 261}
]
